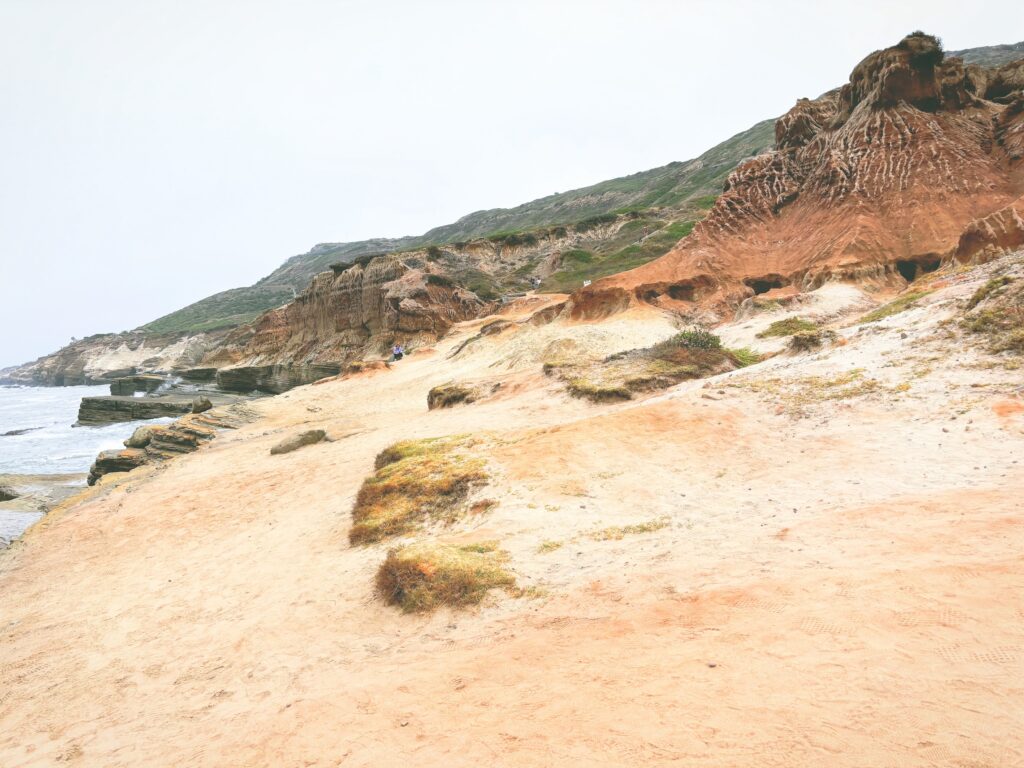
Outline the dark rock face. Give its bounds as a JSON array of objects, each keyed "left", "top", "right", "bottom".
[
  {"left": 109, "top": 375, "right": 165, "bottom": 396},
  {"left": 179, "top": 367, "right": 218, "bottom": 382},
  {"left": 215, "top": 364, "right": 342, "bottom": 394},
  {"left": 270, "top": 429, "right": 327, "bottom": 455}
]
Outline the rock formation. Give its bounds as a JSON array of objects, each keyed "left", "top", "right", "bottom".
[
  {"left": 204, "top": 255, "right": 485, "bottom": 391},
  {"left": 86, "top": 404, "right": 258, "bottom": 484},
  {"left": 76, "top": 392, "right": 250, "bottom": 426},
  {"left": 1, "top": 330, "right": 222, "bottom": 386},
  {"left": 574, "top": 33, "right": 1024, "bottom": 317}
]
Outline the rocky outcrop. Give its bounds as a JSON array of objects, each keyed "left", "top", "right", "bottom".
[
  {"left": 86, "top": 404, "right": 259, "bottom": 485},
  {"left": 270, "top": 430, "right": 327, "bottom": 455},
  {"left": 576, "top": 33, "right": 1024, "bottom": 317},
  {"left": 202, "top": 255, "right": 485, "bottom": 385},
  {"left": 76, "top": 392, "right": 250, "bottom": 425},
  {"left": 86, "top": 448, "right": 149, "bottom": 485},
  {"left": 955, "top": 197, "right": 1024, "bottom": 263}
]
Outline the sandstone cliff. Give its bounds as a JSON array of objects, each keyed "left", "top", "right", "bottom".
[
  {"left": 574, "top": 33, "right": 1024, "bottom": 318},
  {"left": 203, "top": 255, "right": 486, "bottom": 391},
  {"left": 0, "top": 330, "right": 223, "bottom": 386}
]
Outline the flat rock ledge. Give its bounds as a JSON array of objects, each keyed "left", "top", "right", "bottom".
[{"left": 77, "top": 392, "right": 251, "bottom": 426}]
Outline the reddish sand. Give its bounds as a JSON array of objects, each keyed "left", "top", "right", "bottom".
[{"left": 1, "top": 260, "right": 1023, "bottom": 766}]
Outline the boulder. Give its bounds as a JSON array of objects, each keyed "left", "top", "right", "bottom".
[
  {"left": 123, "top": 424, "right": 166, "bottom": 449},
  {"left": 87, "top": 448, "right": 149, "bottom": 486},
  {"left": 191, "top": 396, "right": 213, "bottom": 414},
  {"left": 270, "top": 430, "right": 327, "bottom": 455}
]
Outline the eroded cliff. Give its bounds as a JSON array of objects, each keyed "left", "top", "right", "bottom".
[{"left": 575, "top": 33, "right": 1024, "bottom": 317}]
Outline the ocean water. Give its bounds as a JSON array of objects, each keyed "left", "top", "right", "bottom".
[
  {"left": 0, "top": 385, "right": 172, "bottom": 475},
  {"left": 0, "top": 385, "right": 175, "bottom": 546}
]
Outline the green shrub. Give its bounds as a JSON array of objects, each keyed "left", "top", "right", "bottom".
[
  {"left": 757, "top": 317, "right": 818, "bottom": 338},
  {"left": 668, "top": 327, "right": 722, "bottom": 350}
]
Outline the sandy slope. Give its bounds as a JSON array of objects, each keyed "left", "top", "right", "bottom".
[{"left": 1, "top": 263, "right": 1023, "bottom": 767}]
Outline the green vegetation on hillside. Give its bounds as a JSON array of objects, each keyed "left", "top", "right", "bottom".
[
  {"left": 138, "top": 120, "right": 774, "bottom": 333},
  {"left": 541, "top": 218, "right": 697, "bottom": 293}
]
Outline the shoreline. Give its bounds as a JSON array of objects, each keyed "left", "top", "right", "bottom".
[{"left": 0, "top": 472, "right": 88, "bottom": 548}]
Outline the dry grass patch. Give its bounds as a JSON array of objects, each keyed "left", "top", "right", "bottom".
[
  {"left": 590, "top": 518, "right": 670, "bottom": 541},
  {"left": 376, "top": 541, "right": 516, "bottom": 613},
  {"left": 860, "top": 290, "right": 931, "bottom": 323},
  {"left": 349, "top": 436, "right": 489, "bottom": 544},
  {"left": 961, "top": 278, "right": 1024, "bottom": 354},
  {"left": 537, "top": 539, "right": 564, "bottom": 553},
  {"left": 735, "top": 369, "right": 907, "bottom": 416},
  {"left": 427, "top": 382, "right": 479, "bottom": 409},
  {"left": 757, "top": 317, "right": 818, "bottom": 338}
]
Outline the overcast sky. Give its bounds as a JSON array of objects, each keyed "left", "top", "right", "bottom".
[{"left": 0, "top": 0, "right": 1020, "bottom": 368}]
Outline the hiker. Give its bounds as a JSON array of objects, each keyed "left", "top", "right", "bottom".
[{"left": 391, "top": 344, "right": 404, "bottom": 361}]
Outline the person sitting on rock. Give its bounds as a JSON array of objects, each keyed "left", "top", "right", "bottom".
[{"left": 391, "top": 344, "right": 404, "bottom": 361}]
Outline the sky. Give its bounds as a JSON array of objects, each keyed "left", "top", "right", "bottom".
[{"left": 0, "top": 0, "right": 1020, "bottom": 368}]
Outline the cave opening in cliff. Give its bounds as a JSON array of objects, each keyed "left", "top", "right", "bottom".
[
  {"left": 667, "top": 284, "right": 696, "bottom": 302},
  {"left": 744, "top": 276, "right": 788, "bottom": 295},
  {"left": 896, "top": 260, "right": 919, "bottom": 282},
  {"left": 0, "top": 488, "right": 18, "bottom": 502},
  {"left": 919, "top": 258, "right": 941, "bottom": 274}
]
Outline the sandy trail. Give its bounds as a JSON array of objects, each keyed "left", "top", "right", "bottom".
[{"left": 1, "top": 270, "right": 1023, "bottom": 766}]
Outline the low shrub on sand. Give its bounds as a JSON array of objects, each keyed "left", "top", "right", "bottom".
[
  {"left": 350, "top": 437, "right": 488, "bottom": 544},
  {"left": 547, "top": 328, "right": 747, "bottom": 403},
  {"left": 757, "top": 317, "right": 818, "bottom": 338},
  {"left": 788, "top": 329, "right": 836, "bottom": 352},
  {"left": 427, "top": 383, "right": 478, "bottom": 410},
  {"left": 376, "top": 541, "right": 516, "bottom": 612},
  {"left": 961, "top": 278, "right": 1024, "bottom": 353}
]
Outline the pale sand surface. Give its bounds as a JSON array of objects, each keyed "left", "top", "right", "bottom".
[{"left": 1, "top": 265, "right": 1023, "bottom": 766}]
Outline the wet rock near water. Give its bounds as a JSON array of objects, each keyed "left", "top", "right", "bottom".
[
  {"left": 2, "top": 427, "right": 42, "bottom": 437},
  {"left": 87, "top": 449, "right": 149, "bottom": 485},
  {"left": 109, "top": 374, "right": 166, "bottom": 396},
  {"left": 191, "top": 396, "right": 213, "bottom": 414},
  {"left": 270, "top": 429, "right": 327, "bottom": 455},
  {"left": 179, "top": 367, "right": 218, "bottom": 382}
]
